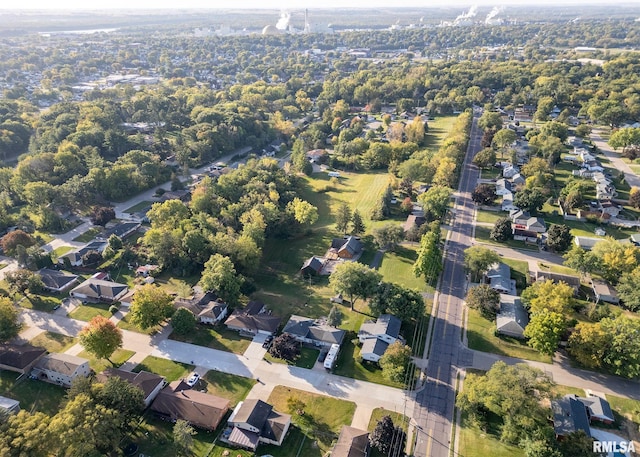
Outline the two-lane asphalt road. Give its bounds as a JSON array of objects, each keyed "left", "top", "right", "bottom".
[{"left": 412, "top": 111, "right": 483, "bottom": 457}]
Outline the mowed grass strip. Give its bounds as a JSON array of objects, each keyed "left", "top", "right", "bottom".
[
  {"left": 133, "top": 355, "right": 193, "bottom": 382},
  {"left": 203, "top": 371, "right": 256, "bottom": 407},
  {"left": 169, "top": 324, "right": 252, "bottom": 354},
  {"left": 29, "top": 331, "right": 77, "bottom": 353}
]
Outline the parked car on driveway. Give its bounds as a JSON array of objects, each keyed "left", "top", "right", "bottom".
[{"left": 186, "top": 373, "right": 200, "bottom": 386}]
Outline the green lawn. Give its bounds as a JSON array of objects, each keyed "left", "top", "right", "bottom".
[
  {"left": 258, "top": 425, "right": 321, "bottom": 457},
  {"left": 30, "top": 331, "right": 77, "bottom": 353},
  {"left": 77, "top": 348, "right": 135, "bottom": 373},
  {"left": 202, "top": 371, "right": 256, "bottom": 407},
  {"left": 266, "top": 385, "right": 356, "bottom": 454},
  {"left": 606, "top": 394, "right": 640, "bottom": 435},
  {"left": 169, "top": 325, "right": 252, "bottom": 354},
  {"left": 500, "top": 257, "right": 530, "bottom": 293},
  {"left": 133, "top": 355, "right": 194, "bottom": 382},
  {"left": 474, "top": 226, "right": 539, "bottom": 251},
  {"left": 541, "top": 211, "right": 638, "bottom": 240},
  {"left": 537, "top": 262, "right": 581, "bottom": 277},
  {"left": 458, "top": 411, "right": 524, "bottom": 457},
  {"left": 18, "top": 293, "right": 64, "bottom": 312},
  {"left": 368, "top": 407, "right": 409, "bottom": 433},
  {"left": 551, "top": 384, "right": 585, "bottom": 398},
  {"left": 51, "top": 245, "right": 73, "bottom": 261},
  {"left": 475, "top": 209, "right": 504, "bottom": 225},
  {"left": 127, "top": 412, "right": 220, "bottom": 457},
  {"left": 466, "top": 308, "right": 552, "bottom": 363},
  {"left": 264, "top": 346, "right": 320, "bottom": 369},
  {"left": 72, "top": 227, "right": 101, "bottom": 242},
  {"left": 68, "top": 302, "right": 113, "bottom": 321},
  {"left": 332, "top": 333, "right": 404, "bottom": 388},
  {"left": 123, "top": 200, "right": 154, "bottom": 214},
  {"left": 423, "top": 115, "right": 458, "bottom": 151},
  {"left": 117, "top": 314, "right": 162, "bottom": 335},
  {"left": 378, "top": 245, "right": 432, "bottom": 292},
  {"left": 0, "top": 371, "right": 66, "bottom": 416}
]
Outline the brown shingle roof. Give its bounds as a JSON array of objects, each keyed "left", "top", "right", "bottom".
[
  {"left": 97, "top": 368, "right": 165, "bottom": 400},
  {"left": 0, "top": 344, "right": 46, "bottom": 371},
  {"left": 150, "top": 386, "right": 230, "bottom": 430}
]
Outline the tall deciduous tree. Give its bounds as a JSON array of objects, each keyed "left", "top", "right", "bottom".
[
  {"left": 629, "top": 187, "right": 640, "bottom": 209},
  {"left": 369, "top": 282, "right": 424, "bottom": 321},
  {"left": 173, "top": 419, "right": 197, "bottom": 456},
  {"left": 514, "top": 187, "right": 546, "bottom": 213},
  {"left": 372, "top": 224, "right": 405, "bottom": 251},
  {"left": 490, "top": 217, "right": 513, "bottom": 242},
  {"left": 200, "top": 254, "right": 243, "bottom": 305},
  {"left": 413, "top": 222, "right": 442, "bottom": 284},
  {"left": 90, "top": 206, "right": 115, "bottom": 227},
  {"left": 563, "top": 245, "right": 597, "bottom": 279},
  {"left": 417, "top": 185, "right": 452, "bottom": 220},
  {"left": 5, "top": 269, "right": 44, "bottom": 297},
  {"left": 286, "top": 197, "right": 319, "bottom": 226},
  {"left": 129, "top": 284, "right": 174, "bottom": 330},
  {"left": 0, "top": 297, "right": 20, "bottom": 342},
  {"left": 0, "top": 230, "right": 35, "bottom": 256},
  {"left": 465, "top": 285, "right": 500, "bottom": 320},
  {"left": 521, "top": 280, "right": 574, "bottom": 315},
  {"left": 171, "top": 308, "right": 197, "bottom": 336},
  {"left": 472, "top": 147, "right": 497, "bottom": 168},
  {"left": 78, "top": 316, "right": 123, "bottom": 363},
  {"left": 379, "top": 341, "right": 412, "bottom": 383},
  {"left": 523, "top": 311, "right": 566, "bottom": 355},
  {"left": 472, "top": 184, "right": 497, "bottom": 205},
  {"left": 268, "top": 333, "right": 300, "bottom": 361},
  {"left": 463, "top": 246, "right": 500, "bottom": 282},
  {"left": 329, "top": 261, "right": 381, "bottom": 311},
  {"left": 545, "top": 224, "right": 573, "bottom": 253}
]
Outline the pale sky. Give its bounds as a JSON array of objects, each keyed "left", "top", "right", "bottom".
[{"left": 0, "top": 0, "right": 629, "bottom": 10}]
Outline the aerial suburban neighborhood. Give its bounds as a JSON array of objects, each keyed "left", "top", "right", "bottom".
[{"left": 0, "top": 4, "right": 639, "bottom": 457}]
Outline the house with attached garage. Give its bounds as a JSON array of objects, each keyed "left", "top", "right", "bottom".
[
  {"left": 0, "top": 343, "right": 46, "bottom": 374},
  {"left": 496, "top": 294, "right": 529, "bottom": 339},
  {"left": 501, "top": 192, "right": 518, "bottom": 212},
  {"left": 283, "top": 315, "right": 346, "bottom": 348},
  {"left": 332, "top": 426, "right": 370, "bottom": 457},
  {"left": 150, "top": 381, "right": 230, "bottom": 430},
  {"left": 58, "top": 241, "right": 108, "bottom": 267},
  {"left": 591, "top": 279, "right": 620, "bottom": 304},
  {"left": 32, "top": 353, "right": 90, "bottom": 387},
  {"left": 198, "top": 299, "right": 228, "bottom": 325},
  {"left": 485, "top": 263, "right": 516, "bottom": 295},
  {"left": 70, "top": 275, "right": 128, "bottom": 304},
  {"left": 573, "top": 236, "right": 602, "bottom": 251},
  {"left": 96, "top": 221, "right": 141, "bottom": 241},
  {"left": 97, "top": 368, "right": 166, "bottom": 407},
  {"left": 358, "top": 314, "right": 403, "bottom": 363},
  {"left": 552, "top": 394, "right": 592, "bottom": 439},
  {"left": 37, "top": 268, "right": 79, "bottom": 293},
  {"left": 495, "top": 178, "right": 512, "bottom": 196},
  {"left": 226, "top": 399, "right": 291, "bottom": 451},
  {"left": 225, "top": 300, "right": 281, "bottom": 336},
  {"left": 502, "top": 164, "right": 519, "bottom": 178}
]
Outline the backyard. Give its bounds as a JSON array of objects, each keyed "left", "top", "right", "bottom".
[
  {"left": 0, "top": 371, "right": 66, "bottom": 416},
  {"left": 378, "top": 245, "right": 432, "bottom": 292},
  {"left": 457, "top": 411, "right": 523, "bottom": 457}
]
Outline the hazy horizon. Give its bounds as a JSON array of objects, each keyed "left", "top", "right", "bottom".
[{"left": 1, "top": 0, "right": 637, "bottom": 11}]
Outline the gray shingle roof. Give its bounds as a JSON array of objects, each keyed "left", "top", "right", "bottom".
[
  {"left": 361, "top": 338, "right": 389, "bottom": 357},
  {"left": 552, "top": 395, "right": 591, "bottom": 437},
  {"left": 35, "top": 353, "right": 88, "bottom": 376}
]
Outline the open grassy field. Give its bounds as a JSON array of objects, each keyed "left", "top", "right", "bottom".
[
  {"left": 265, "top": 385, "right": 356, "bottom": 456},
  {"left": 169, "top": 325, "right": 252, "bottom": 354},
  {"left": 537, "top": 261, "right": 581, "bottom": 277},
  {"left": 333, "top": 333, "right": 404, "bottom": 388},
  {"left": 0, "top": 371, "right": 66, "bottom": 416},
  {"left": 30, "top": 331, "right": 76, "bottom": 353},
  {"left": 133, "top": 355, "right": 194, "bottom": 382},
  {"left": 264, "top": 346, "right": 320, "bottom": 369},
  {"left": 378, "top": 245, "right": 432, "bottom": 292},
  {"left": 77, "top": 348, "right": 135, "bottom": 373},
  {"left": 458, "top": 411, "right": 524, "bottom": 457},
  {"left": 202, "top": 371, "right": 256, "bottom": 407},
  {"left": 466, "top": 308, "right": 552, "bottom": 363},
  {"left": 423, "top": 116, "right": 458, "bottom": 151},
  {"left": 68, "top": 302, "right": 113, "bottom": 321}
]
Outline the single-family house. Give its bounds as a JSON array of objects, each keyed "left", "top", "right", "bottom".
[
  {"left": 158, "top": 190, "right": 191, "bottom": 203},
  {"left": 300, "top": 256, "right": 325, "bottom": 276},
  {"left": 330, "top": 236, "right": 363, "bottom": 259},
  {"left": 0, "top": 343, "right": 46, "bottom": 374},
  {"left": 358, "top": 314, "right": 402, "bottom": 363},
  {"left": 598, "top": 200, "right": 621, "bottom": 218},
  {"left": 150, "top": 382, "right": 230, "bottom": 430},
  {"left": 33, "top": 353, "right": 90, "bottom": 387},
  {"left": 97, "top": 221, "right": 141, "bottom": 241},
  {"left": 501, "top": 192, "right": 518, "bottom": 212},
  {"left": 485, "top": 263, "right": 515, "bottom": 295},
  {"left": 496, "top": 294, "right": 529, "bottom": 339},
  {"left": 58, "top": 241, "right": 108, "bottom": 267},
  {"left": 502, "top": 165, "right": 519, "bottom": 178},
  {"left": 97, "top": 368, "right": 166, "bottom": 407},
  {"left": 332, "top": 426, "right": 370, "bottom": 457},
  {"left": 403, "top": 214, "right": 426, "bottom": 232},
  {"left": 583, "top": 160, "right": 604, "bottom": 172},
  {"left": 283, "top": 315, "right": 346, "bottom": 348},
  {"left": 532, "top": 271, "right": 581, "bottom": 292},
  {"left": 591, "top": 279, "right": 619, "bottom": 304},
  {"left": 225, "top": 301, "right": 281, "bottom": 336},
  {"left": 595, "top": 227, "right": 606, "bottom": 236},
  {"left": 70, "top": 277, "right": 128, "bottom": 303},
  {"left": 306, "top": 149, "right": 328, "bottom": 163},
  {"left": 135, "top": 264, "right": 159, "bottom": 278},
  {"left": 578, "top": 393, "right": 615, "bottom": 424},
  {"left": 525, "top": 217, "right": 546, "bottom": 233},
  {"left": 0, "top": 396, "right": 20, "bottom": 416},
  {"left": 38, "top": 268, "right": 79, "bottom": 293},
  {"left": 552, "top": 395, "right": 592, "bottom": 439},
  {"left": 513, "top": 228, "right": 538, "bottom": 243},
  {"left": 227, "top": 399, "right": 291, "bottom": 450},
  {"left": 511, "top": 173, "right": 526, "bottom": 186},
  {"left": 198, "top": 299, "right": 228, "bottom": 325},
  {"left": 509, "top": 209, "right": 531, "bottom": 226},
  {"left": 495, "top": 179, "right": 512, "bottom": 196},
  {"left": 573, "top": 236, "right": 602, "bottom": 251}
]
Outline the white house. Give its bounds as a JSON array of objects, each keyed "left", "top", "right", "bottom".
[
  {"left": 198, "top": 300, "right": 228, "bottom": 325},
  {"left": 358, "top": 314, "right": 403, "bottom": 363},
  {"left": 486, "top": 262, "right": 516, "bottom": 295},
  {"left": 591, "top": 279, "right": 620, "bottom": 304},
  {"left": 502, "top": 165, "right": 519, "bottom": 178},
  {"left": 502, "top": 193, "right": 518, "bottom": 212},
  {"left": 495, "top": 179, "right": 512, "bottom": 196},
  {"left": 33, "top": 353, "right": 90, "bottom": 387}
]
